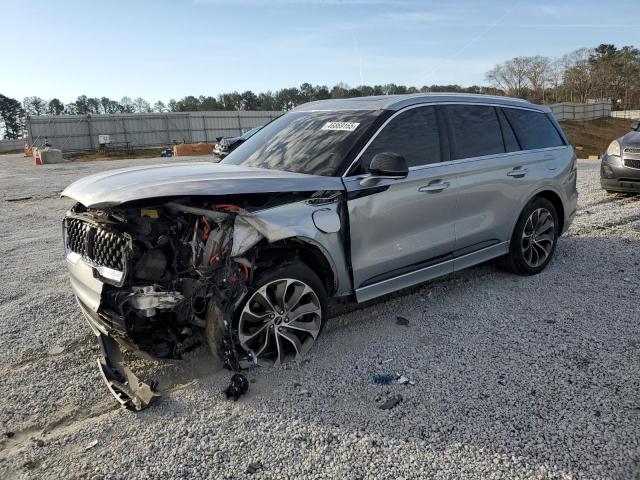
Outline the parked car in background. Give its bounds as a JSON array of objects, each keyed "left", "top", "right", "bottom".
[
  {"left": 601, "top": 120, "right": 640, "bottom": 193},
  {"left": 61, "top": 93, "right": 577, "bottom": 410},
  {"left": 214, "top": 126, "right": 262, "bottom": 158}
]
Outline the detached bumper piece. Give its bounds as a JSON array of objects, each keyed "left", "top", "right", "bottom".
[{"left": 96, "top": 334, "right": 159, "bottom": 411}]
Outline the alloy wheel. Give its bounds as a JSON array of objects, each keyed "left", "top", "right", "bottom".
[
  {"left": 238, "top": 278, "right": 322, "bottom": 365},
  {"left": 521, "top": 207, "right": 555, "bottom": 268}
]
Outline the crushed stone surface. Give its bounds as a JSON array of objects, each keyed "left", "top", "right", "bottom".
[{"left": 0, "top": 154, "right": 638, "bottom": 479}]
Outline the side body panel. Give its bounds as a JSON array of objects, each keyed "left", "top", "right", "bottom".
[
  {"left": 505, "top": 146, "right": 577, "bottom": 236},
  {"left": 453, "top": 147, "right": 567, "bottom": 256},
  {"left": 344, "top": 163, "right": 458, "bottom": 302}
]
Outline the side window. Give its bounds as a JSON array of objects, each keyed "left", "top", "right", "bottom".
[
  {"left": 497, "top": 108, "right": 521, "bottom": 152},
  {"left": 502, "top": 108, "right": 565, "bottom": 150},
  {"left": 445, "top": 105, "right": 505, "bottom": 159},
  {"left": 360, "top": 106, "right": 441, "bottom": 169}
]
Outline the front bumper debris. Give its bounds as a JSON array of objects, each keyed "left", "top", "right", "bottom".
[{"left": 96, "top": 333, "right": 158, "bottom": 411}]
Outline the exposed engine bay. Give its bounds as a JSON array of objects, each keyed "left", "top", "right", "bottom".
[{"left": 63, "top": 191, "right": 343, "bottom": 410}]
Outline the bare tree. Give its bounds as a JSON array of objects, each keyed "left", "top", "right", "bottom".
[
  {"left": 485, "top": 57, "right": 530, "bottom": 98},
  {"left": 562, "top": 48, "right": 595, "bottom": 103},
  {"left": 119, "top": 97, "right": 135, "bottom": 113},
  {"left": 547, "top": 58, "right": 566, "bottom": 103},
  {"left": 134, "top": 97, "right": 151, "bottom": 113},
  {"left": 524, "top": 56, "right": 552, "bottom": 103}
]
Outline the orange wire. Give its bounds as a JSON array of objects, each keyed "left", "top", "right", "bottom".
[{"left": 214, "top": 204, "right": 241, "bottom": 212}]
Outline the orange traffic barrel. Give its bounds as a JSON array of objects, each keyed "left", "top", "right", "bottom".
[{"left": 24, "top": 142, "right": 33, "bottom": 157}]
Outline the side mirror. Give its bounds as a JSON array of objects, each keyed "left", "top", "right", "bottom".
[
  {"left": 369, "top": 152, "right": 408, "bottom": 178},
  {"left": 631, "top": 120, "right": 640, "bottom": 131}
]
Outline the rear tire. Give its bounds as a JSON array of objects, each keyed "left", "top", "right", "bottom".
[{"left": 501, "top": 197, "right": 559, "bottom": 276}]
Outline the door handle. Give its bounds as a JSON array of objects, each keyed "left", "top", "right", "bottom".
[
  {"left": 507, "top": 168, "right": 528, "bottom": 178},
  {"left": 418, "top": 181, "right": 450, "bottom": 193}
]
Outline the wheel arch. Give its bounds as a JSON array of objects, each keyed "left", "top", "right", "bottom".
[
  {"left": 254, "top": 236, "right": 338, "bottom": 296},
  {"left": 532, "top": 189, "right": 565, "bottom": 235},
  {"left": 512, "top": 188, "right": 566, "bottom": 240}
]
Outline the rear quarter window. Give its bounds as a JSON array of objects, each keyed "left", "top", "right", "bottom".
[{"left": 502, "top": 108, "right": 565, "bottom": 150}]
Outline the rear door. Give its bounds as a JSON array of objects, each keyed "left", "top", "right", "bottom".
[
  {"left": 344, "top": 105, "right": 459, "bottom": 302},
  {"left": 447, "top": 104, "right": 567, "bottom": 270},
  {"left": 443, "top": 104, "right": 518, "bottom": 268}
]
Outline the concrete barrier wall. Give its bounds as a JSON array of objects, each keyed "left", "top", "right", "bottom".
[
  {"left": 0, "top": 139, "right": 24, "bottom": 153},
  {"left": 549, "top": 102, "right": 612, "bottom": 121},
  {"left": 27, "top": 111, "right": 282, "bottom": 152}
]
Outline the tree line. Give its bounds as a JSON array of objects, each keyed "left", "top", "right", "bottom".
[
  {"left": 0, "top": 83, "right": 496, "bottom": 139},
  {"left": 486, "top": 44, "right": 640, "bottom": 106},
  {"left": 2, "top": 43, "right": 639, "bottom": 140}
]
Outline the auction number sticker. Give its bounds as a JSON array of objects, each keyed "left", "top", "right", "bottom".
[{"left": 321, "top": 122, "right": 360, "bottom": 132}]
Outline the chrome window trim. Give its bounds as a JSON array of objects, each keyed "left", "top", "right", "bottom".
[{"left": 342, "top": 101, "right": 567, "bottom": 178}]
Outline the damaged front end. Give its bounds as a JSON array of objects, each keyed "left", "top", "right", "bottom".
[{"left": 63, "top": 200, "right": 280, "bottom": 410}]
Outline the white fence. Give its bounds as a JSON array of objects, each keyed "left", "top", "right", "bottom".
[
  {"left": 27, "top": 111, "right": 282, "bottom": 152},
  {"left": 0, "top": 138, "right": 24, "bottom": 153},
  {"left": 610, "top": 110, "right": 640, "bottom": 120},
  {"left": 549, "top": 102, "right": 611, "bottom": 121}
]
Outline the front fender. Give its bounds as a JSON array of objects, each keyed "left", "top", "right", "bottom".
[{"left": 252, "top": 200, "right": 352, "bottom": 296}]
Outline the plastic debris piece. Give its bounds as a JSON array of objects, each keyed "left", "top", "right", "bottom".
[
  {"left": 379, "top": 395, "right": 403, "bottom": 410},
  {"left": 396, "top": 316, "right": 409, "bottom": 326},
  {"left": 372, "top": 373, "right": 394, "bottom": 385},
  {"left": 397, "top": 376, "right": 409, "bottom": 385},
  {"left": 48, "top": 345, "right": 65, "bottom": 355},
  {"left": 224, "top": 373, "right": 249, "bottom": 401},
  {"left": 381, "top": 358, "right": 393, "bottom": 364},
  {"left": 85, "top": 440, "right": 98, "bottom": 451}
]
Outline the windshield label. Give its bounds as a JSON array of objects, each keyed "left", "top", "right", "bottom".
[{"left": 321, "top": 122, "right": 360, "bottom": 132}]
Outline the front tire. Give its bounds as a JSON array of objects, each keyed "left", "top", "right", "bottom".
[
  {"left": 501, "top": 198, "right": 559, "bottom": 276},
  {"left": 235, "top": 262, "right": 327, "bottom": 365}
]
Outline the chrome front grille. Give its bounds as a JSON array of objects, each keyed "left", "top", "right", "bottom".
[
  {"left": 65, "top": 218, "right": 129, "bottom": 271},
  {"left": 623, "top": 146, "right": 640, "bottom": 154},
  {"left": 623, "top": 158, "right": 640, "bottom": 169}
]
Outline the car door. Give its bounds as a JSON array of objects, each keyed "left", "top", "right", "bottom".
[
  {"left": 447, "top": 104, "right": 567, "bottom": 271},
  {"left": 343, "top": 105, "right": 459, "bottom": 302},
  {"left": 442, "top": 104, "right": 525, "bottom": 270}
]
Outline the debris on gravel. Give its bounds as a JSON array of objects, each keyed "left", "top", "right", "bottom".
[
  {"left": 395, "top": 315, "right": 410, "bottom": 326},
  {"left": 246, "top": 461, "right": 263, "bottom": 474},
  {"left": 378, "top": 395, "right": 403, "bottom": 410},
  {"left": 372, "top": 373, "right": 394, "bottom": 385},
  {"left": 0, "top": 156, "right": 639, "bottom": 479}
]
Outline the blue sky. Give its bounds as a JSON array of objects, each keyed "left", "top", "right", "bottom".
[{"left": 1, "top": 0, "right": 639, "bottom": 103}]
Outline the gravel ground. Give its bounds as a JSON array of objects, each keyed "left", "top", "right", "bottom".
[{"left": 0, "top": 153, "right": 639, "bottom": 479}]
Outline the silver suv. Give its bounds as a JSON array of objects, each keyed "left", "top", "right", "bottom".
[{"left": 62, "top": 93, "right": 577, "bottom": 409}]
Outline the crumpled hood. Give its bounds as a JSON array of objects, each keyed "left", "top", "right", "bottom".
[{"left": 61, "top": 162, "right": 344, "bottom": 208}]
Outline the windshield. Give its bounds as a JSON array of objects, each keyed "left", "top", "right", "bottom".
[{"left": 221, "top": 110, "right": 379, "bottom": 176}]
